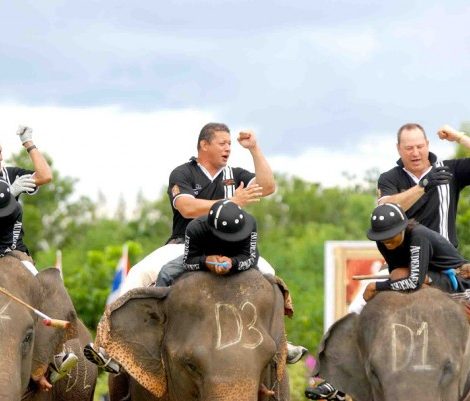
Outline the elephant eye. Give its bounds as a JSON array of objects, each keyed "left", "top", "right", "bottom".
[
  {"left": 21, "top": 328, "right": 34, "bottom": 356},
  {"left": 440, "top": 360, "right": 455, "bottom": 386},
  {"left": 186, "top": 361, "right": 198, "bottom": 373},
  {"left": 182, "top": 357, "right": 200, "bottom": 376}
]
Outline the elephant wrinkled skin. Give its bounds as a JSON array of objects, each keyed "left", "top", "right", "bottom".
[
  {"left": 0, "top": 255, "right": 97, "bottom": 401},
  {"left": 97, "top": 269, "right": 290, "bottom": 401},
  {"left": 316, "top": 287, "right": 470, "bottom": 401}
]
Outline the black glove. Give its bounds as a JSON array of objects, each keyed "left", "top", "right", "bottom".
[{"left": 419, "top": 166, "right": 453, "bottom": 192}]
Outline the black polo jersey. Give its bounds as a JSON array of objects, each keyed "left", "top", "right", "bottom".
[
  {"left": 182, "top": 216, "right": 259, "bottom": 272},
  {"left": 377, "top": 152, "right": 470, "bottom": 247},
  {"left": 0, "top": 166, "right": 37, "bottom": 199},
  {"left": 167, "top": 158, "right": 255, "bottom": 241},
  {"left": 376, "top": 224, "right": 468, "bottom": 292},
  {"left": 0, "top": 207, "right": 29, "bottom": 256}
]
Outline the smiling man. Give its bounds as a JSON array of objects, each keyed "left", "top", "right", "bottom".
[
  {"left": 120, "top": 122, "right": 276, "bottom": 294},
  {"left": 376, "top": 123, "right": 470, "bottom": 248}
]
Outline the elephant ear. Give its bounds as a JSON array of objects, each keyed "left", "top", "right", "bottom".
[
  {"left": 32, "top": 268, "right": 78, "bottom": 380},
  {"left": 315, "top": 313, "right": 371, "bottom": 401},
  {"left": 97, "top": 286, "right": 171, "bottom": 397}
]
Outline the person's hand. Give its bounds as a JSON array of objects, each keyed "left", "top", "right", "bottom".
[
  {"left": 231, "top": 182, "right": 263, "bottom": 206},
  {"left": 363, "top": 282, "right": 378, "bottom": 302},
  {"left": 419, "top": 166, "right": 453, "bottom": 192},
  {"left": 205, "top": 255, "right": 231, "bottom": 275},
  {"left": 34, "top": 375, "right": 52, "bottom": 391},
  {"left": 437, "top": 125, "right": 466, "bottom": 142},
  {"left": 17, "top": 125, "right": 33, "bottom": 145},
  {"left": 10, "top": 174, "right": 36, "bottom": 197},
  {"left": 237, "top": 130, "right": 257, "bottom": 150}
]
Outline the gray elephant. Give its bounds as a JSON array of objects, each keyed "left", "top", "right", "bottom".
[
  {"left": 316, "top": 287, "right": 470, "bottom": 401},
  {"left": 96, "top": 269, "right": 290, "bottom": 401},
  {"left": 0, "top": 255, "right": 97, "bottom": 400}
]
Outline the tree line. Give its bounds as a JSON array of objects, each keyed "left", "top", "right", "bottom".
[{"left": 10, "top": 139, "right": 470, "bottom": 354}]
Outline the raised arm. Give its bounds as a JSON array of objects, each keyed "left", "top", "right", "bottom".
[
  {"left": 237, "top": 130, "right": 276, "bottom": 196},
  {"left": 17, "top": 126, "right": 52, "bottom": 186},
  {"left": 437, "top": 124, "right": 470, "bottom": 149}
]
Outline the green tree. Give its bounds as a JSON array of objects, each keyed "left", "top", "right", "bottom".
[{"left": 7, "top": 151, "right": 97, "bottom": 255}]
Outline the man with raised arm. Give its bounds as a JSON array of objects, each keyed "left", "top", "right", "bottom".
[
  {"left": 85, "top": 122, "right": 307, "bottom": 372},
  {"left": 306, "top": 123, "right": 470, "bottom": 401},
  {"left": 120, "top": 122, "right": 276, "bottom": 293},
  {"left": 0, "top": 125, "right": 52, "bottom": 199},
  {"left": 377, "top": 123, "right": 470, "bottom": 247}
]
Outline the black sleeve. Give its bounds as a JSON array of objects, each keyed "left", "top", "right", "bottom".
[
  {"left": 377, "top": 170, "right": 400, "bottom": 199},
  {"left": 231, "top": 231, "right": 259, "bottom": 272},
  {"left": 376, "top": 235, "right": 431, "bottom": 291},
  {"left": 4, "top": 167, "right": 38, "bottom": 197},
  {"left": 182, "top": 220, "right": 207, "bottom": 271},
  {"left": 168, "top": 165, "right": 196, "bottom": 207},
  {"left": 232, "top": 167, "right": 256, "bottom": 187},
  {"left": 445, "top": 158, "right": 470, "bottom": 189}
]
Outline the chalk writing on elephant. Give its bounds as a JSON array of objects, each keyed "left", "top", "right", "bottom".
[
  {"left": 391, "top": 321, "right": 434, "bottom": 372},
  {"left": 215, "top": 301, "right": 264, "bottom": 350},
  {"left": 0, "top": 301, "right": 12, "bottom": 326}
]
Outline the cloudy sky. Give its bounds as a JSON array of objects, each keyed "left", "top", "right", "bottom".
[{"left": 1, "top": 0, "right": 468, "bottom": 212}]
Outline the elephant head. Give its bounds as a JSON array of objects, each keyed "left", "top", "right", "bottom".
[
  {"left": 0, "top": 256, "right": 85, "bottom": 399},
  {"left": 31, "top": 267, "right": 80, "bottom": 381},
  {"left": 97, "top": 269, "right": 289, "bottom": 401},
  {"left": 316, "top": 287, "right": 470, "bottom": 401}
]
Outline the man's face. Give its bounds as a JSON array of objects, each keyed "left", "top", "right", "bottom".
[
  {"left": 397, "top": 127, "right": 430, "bottom": 177},
  {"left": 381, "top": 231, "right": 405, "bottom": 250},
  {"left": 202, "top": 131, "right": 231, "bottom": 169}
]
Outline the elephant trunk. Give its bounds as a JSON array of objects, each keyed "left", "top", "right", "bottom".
[
  {"left": 383, "top": 385, "right": 456, "bottom": 401},
  {"left": 202, "top": 376, "right": 260, "bottom": 401},
  {"left": 0, "top": 370, "right": 23, "bottom": 400}
]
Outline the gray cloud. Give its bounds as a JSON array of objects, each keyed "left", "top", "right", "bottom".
[{"left": 1, "top": 1, "right": 469, "bottom": 155}]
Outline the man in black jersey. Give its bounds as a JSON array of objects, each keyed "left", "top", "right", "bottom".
[
  {"left": 377, "top": 123, "right": 470, "bottom": 247},
  {"left": 364, "top": 203, "right": 470, "bottom": 301},
  {"left": 0, "top": 179, "right": 30, "bottom": 259},
  {"left": 156, "top": 199, "right": 259, "bottom": 287},
  {"left": 305, "top": 202, "right": 470, "bottom": 401},
  {"left": 0, "top": 125, "right": 52, "bottom": 199},
  {"left": 121, "top": 122, "right": 276, "bottom": 293}
]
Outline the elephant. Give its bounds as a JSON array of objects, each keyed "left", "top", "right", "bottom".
[
  {"left": 316, "top": 286, "right": 470, "bottom": 401},
  {"left": 96, "top": 268, "right": 290, "bottom": 401},
  {"left": 0, "top": 255, "right": 97, "bottom": 401}
]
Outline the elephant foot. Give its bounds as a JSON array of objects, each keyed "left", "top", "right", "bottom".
[{"left": 259, "top": 383, "right": 275, "bottom": 397}]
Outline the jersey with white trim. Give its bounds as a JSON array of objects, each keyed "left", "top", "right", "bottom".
[
  {"left": 167, "top": 158, "right": 255, "bottom": 242},
  {"left": 0, "top": 207, "right": 29, "bottom": 256},
  {"left": 182, "top": 216, "right": 259, "bottom": 272},
  {"left": 0, "top": 166, "right": 38, "bottom": 198},
  {"left": 377, "top": 152, "right": 470, "bottom": 247},
  {"left": 376, "top": 224, "right": 468, "bottom": 292}
]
